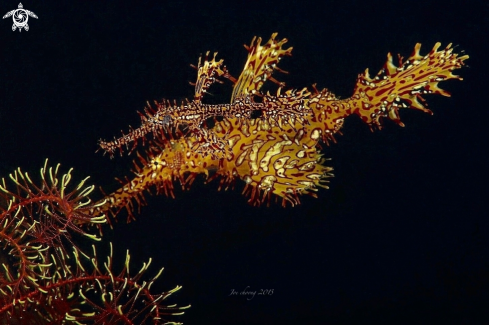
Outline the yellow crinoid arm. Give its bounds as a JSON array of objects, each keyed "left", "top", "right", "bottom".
[
  {"left": 350, "top": 42, "right": 469, "bottom": 128},
  {"left": 231, "top": 33, "right": 293, "bottom": 103}
]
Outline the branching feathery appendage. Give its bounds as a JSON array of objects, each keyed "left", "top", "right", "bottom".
[
  {"left": 0, "top": 160, "right": 188, "bottom": 324},
  {"left": 0, "top": 243, "right": 188, "bottom": 324},
  {"left": 97, "top": 34, "right": 468, "bottom": 220}
]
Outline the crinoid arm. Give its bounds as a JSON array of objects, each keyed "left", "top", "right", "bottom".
[
  {"left": 0, "top": 243, "right": 189, "bottom": 324},
  {"left": 0, "top": 159, "right": 106, "bottom": 249},
  {"left": 0, "top": 160, "right": 188, "bottom": 324}
]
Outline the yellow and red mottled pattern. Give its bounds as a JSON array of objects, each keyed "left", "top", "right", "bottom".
[{"left": 95, "top": 34, "right": 468, "bottom": 221}]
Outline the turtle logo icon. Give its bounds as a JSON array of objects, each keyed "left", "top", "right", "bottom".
[{"left": 3, "top": 3, "right": 38, "bottom": 32}]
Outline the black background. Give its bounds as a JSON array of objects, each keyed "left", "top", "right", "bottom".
[{"left": 1, "top": 0, "right": 488, "bottom": 324}]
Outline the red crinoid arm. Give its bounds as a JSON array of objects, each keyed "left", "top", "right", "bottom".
[{"left": 0, "top": 160, "right": 187, "bottom": 324}]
